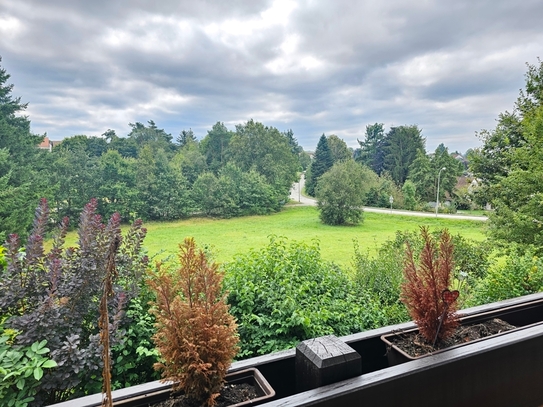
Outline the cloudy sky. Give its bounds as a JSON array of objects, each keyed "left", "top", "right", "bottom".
[{"left": 1, "top": 0, "right": 542, "bottom": 153}]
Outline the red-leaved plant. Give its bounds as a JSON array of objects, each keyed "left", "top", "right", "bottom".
[
  {"left": 147, "top": 237, "right": 239, "bottom": 407},
  {"left": 400, "top": 227, "right": 459, "bottom": 345}
]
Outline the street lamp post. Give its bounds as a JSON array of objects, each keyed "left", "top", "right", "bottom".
[{"left": 436, "top": 167, "right": 446, "bottom": 216}]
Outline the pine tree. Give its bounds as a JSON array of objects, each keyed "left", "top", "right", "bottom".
[{"left": 305, "top": 134, "right": 333, "bottom": 196}]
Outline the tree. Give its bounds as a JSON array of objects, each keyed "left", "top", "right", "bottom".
[
  {"left": 200, "top": 122, "right": 232, "bottom": 173},
  {"left": 127, "top": 121, "right": 175, "bottom": 156},
  {"left": 408, "top": 144, "right": 463, "bottom": 204},
  {"left": 58, "top": 134, "right": 108, "bottom": 157},
  {"left": 95, "top": 150, "right": 138, "bottom": 221},
  {"left": 176, "top": 128, "right": 197, "bottom": 148},
  {"left": 315, "top": 160, "right": 373, "bottom": 225},
  {"left": 471, "top": 59, "right": 543, "bottom": 250},
  {"left": 382, "top": 125, "right": 426, "bottom": 185},
  {"left": 356, "top": 123, "right": 386, "bottom": 175},
  {"left": 305, "top": 134, "right": 333, "bottom": 196},
  {"left": 327, "top": 134, "right": 352, "bottom": 163},
  {"left": 228, "top": 119, "right": 299, "bottom": 201},
  {"left": 48, "top": 146, "right": 99, "bottom": 222},
  {"left": 402, "top": 180, "right": 418, "bottom": 210},
  {"left": 171, "top": 140, "right": 207, "bottom": 185},
  {"left": 135, "top": 146, "right": 192, "bottom": 220},
  {"left": 0, "top": 56, "right": 46, "bottom": 240}
]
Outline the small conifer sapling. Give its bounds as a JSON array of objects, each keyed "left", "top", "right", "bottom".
[
  {"left": 148, "top": 237, "right": 239, "bottom": 407},
  {"left": 400, "top": 227, "right": 459, "bottom": 346}
]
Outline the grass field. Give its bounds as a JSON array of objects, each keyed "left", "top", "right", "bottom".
[{"left": 140, "top": 205, "right": 487, "bottom": 270}]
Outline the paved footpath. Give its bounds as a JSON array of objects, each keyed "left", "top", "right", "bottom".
[{"left": 288, "top": 175, "right": 487, "bottom": 222}]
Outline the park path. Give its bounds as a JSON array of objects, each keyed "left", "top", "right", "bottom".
[{"left": 288, "top": 174, "right": 488, "bottom": 222}]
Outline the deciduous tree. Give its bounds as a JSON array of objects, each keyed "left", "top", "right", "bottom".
[{"left": 316, "top": 160, "right": 373, "bottom": 225}]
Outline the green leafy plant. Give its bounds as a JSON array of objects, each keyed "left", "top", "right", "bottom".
[
  {"left": 0, "top": 326, "right": 57, "bottom": 407},
  {"left": 224, "top": 236, "right": 387, "bottom": 358},
  {"left": 470, "top": 246, "right": 543, "bottom": 306},
  {"left": 148, "top": 237, "right": 239, "bottom": 407},
  {"left": 401, "top": 227, "right": 459, "bottom": 345}
]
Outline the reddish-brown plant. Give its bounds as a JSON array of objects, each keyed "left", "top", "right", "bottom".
[
  {"left": 147, "top": 237, "right": 239, "bottom": 407},
  {"left": 400, "top": 227, "right": 459, "bottom": 344}
]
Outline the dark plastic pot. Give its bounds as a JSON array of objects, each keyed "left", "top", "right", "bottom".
[{"left": 381, "top": 296, "right": 543, "bottom": 365}]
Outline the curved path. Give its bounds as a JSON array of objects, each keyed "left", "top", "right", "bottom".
[{"left": 289, "top": 174, "right": 487, "bottom": 222}]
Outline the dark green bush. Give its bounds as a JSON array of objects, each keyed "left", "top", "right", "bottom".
[
  {"left": 224, "top": 236, "right": 387, "bottom": 358},
  {"left": 470, "top": 246, "right": 543, "bottom": 306}
]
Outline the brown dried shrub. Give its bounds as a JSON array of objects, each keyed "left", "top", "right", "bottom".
[
  {"left": 147, "top": 237, "right": 239, "bottom": 407},
  {"left": 400, "top": 227, "right": 459, "bottom": 344}
]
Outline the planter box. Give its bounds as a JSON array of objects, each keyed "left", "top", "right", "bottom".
[
  {"left": 49, "top": 368, "right": 274, "bottom": 407},
  {"left": 381, "top": 295, "right": 543, "bottom": 365},
  {"left": 48, "top": 293, "right": 543, "bottom": 407}
]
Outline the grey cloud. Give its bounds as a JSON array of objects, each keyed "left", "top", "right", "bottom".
[{"left": 1, "top": 0, "right": 543, "bottom": 155}]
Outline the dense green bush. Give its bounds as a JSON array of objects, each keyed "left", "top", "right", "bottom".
[
  {"left": 351, "top": 241, "right": 409, "bottom": 324},
  {"left": 192, "top": 164, "right": 278, "bottom": 218},
  {"left": 469, "top": 247, "right": 543, "bottom": 306},
  {"left": 224, "top": 236, "right": 388, "bottom": 358},
  {"left": 111, "top": 285, "right": 160, "bottom": 390}
]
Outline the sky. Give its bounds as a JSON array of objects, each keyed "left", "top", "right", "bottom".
[{"left": 1, "top": 1, "right": 542, "bottom": 154}]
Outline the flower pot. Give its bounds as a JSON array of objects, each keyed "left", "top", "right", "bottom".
[
  {"left": 381, "top": 297, "right": 543, "bottom": 365},
  {"left": 48, "top": 368, "right": 274, "bottom": 407}
]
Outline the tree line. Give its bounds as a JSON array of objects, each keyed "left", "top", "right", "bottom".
[
  {"left": 2, "top": 53, "right": 543, "bottom": 253},
  {"left": 0, "top": 54, "right": 307, "bottom": 240},
  {"left": 305, "top": 127, "right": 465, "bottom": 225}
]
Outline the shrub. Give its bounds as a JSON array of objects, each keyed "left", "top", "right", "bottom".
[
  {"left": 0, "top": 324, "right": 57, "bottom": 407},
  {"left": 0, "top": 198, "right": 148, "bottom": 404},
  {"left": 224, "top": 236, "right": 387, "bottom": 358},
  {"left": 352, "top": 241, "right": 409, "bottom": 324},
  {"left": 401, "top": 227, "right": 459, "bottom": 345},
  {"left": 148, "top": 237, "right": 238, "bottom": 407},
  {"left": 110, "top": 285, "right": 160, "bottom": 390},
  {"left": 470, "top": 247, "right": 543, "bottom": 306}
]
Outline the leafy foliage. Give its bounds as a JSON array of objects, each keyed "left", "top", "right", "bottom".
[
  {"left": 0, "top": 198, "right": 148, "bottom": 404},
  {"left": 471, "top": 59, "right": 543, "bottom": 249},
  {"left": 0, "top": 57, "right": 45, "bottom": 241},
  {"left": 352, "top": 241, "right": 409, "bottom": 324},
  {"left": 315, "top": 160, "right": 371, "bottom": 225},
  {"left": 408, "top": 144, "right": 463, "bottom": 203},
  {"left": 224, "top": 237, "right": 387, "bottom": 358},
  {"left": 401, "top": 227, "right": 459, "bottom": 344},
  {"left": 193, "top": 164, "right": 278, "bottom": 218},
  {"left": 110, "top": 285, "right": 160, "bottom": 390},
  {"left": 0, "top": 326, "right": 57, "bottom": 407},
  {"left": 148, "top": 238, "right": 238, "bottom": 407},
  {"left": 228, "top": 119, "right": 299, "bottom": 201},
  {"left": 470, "top": 247, "right": 543, "bottom": 305}
]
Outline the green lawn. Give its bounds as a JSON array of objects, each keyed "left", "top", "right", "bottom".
[{"left": 141, "top": 206, "right": 487, "bottom": 270}]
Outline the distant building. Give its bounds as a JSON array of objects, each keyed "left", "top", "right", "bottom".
[{"left": 37, "top": 136, "right": 61, "bottom": 151}]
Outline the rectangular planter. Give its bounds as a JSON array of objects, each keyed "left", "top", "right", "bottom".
[
  {"left": 381, "top": 296, "right": 543, "bottom": 365},
  {"left": 49, "top": 368, "right": 274, "bottom": 407}
]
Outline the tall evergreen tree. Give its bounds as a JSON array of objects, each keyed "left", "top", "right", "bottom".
[
  {"left": 177, "top": 128, "right": 197, "bottom": 148},
  {"left": 382, "top": 125, "right": 426, "bottom": 185},
  {"left": 200, "top": 122, "right": 232, "bottom": 173},
  {"left": 0, "top": 56, "right": 46, "bottom": 240},
  {"left": 306, "top": 134, "right": 333, "bottom": 196},
  {"left": 356, "top": 123, "right": 386, "bottom": 175}
]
